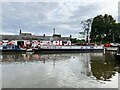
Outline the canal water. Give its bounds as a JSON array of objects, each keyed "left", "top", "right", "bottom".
[{"left": 0, "top": 51, "right": 120, "bottom": 88}]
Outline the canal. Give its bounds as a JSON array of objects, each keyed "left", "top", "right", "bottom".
[{"left": 0, "top": 51, "right": 120, "bottom": 88}]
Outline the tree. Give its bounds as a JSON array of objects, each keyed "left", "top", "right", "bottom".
[
  {"left": 90, "top": 14, "right": 116, "bottom": 43},
  {"left": 114, "top": 23, "right": 120, "bottom": 43},
  {"left": 81, "top": 18, "right": 93, "bottom": 43}
]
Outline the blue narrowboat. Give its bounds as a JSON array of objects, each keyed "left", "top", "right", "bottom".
[{"left": 0, "top": 45, "right": 25, "bottom": 52}]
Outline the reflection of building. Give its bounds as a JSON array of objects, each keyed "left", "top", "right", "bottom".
[{"left": 0, "top": 54, "right": 2, "bottom": 62}]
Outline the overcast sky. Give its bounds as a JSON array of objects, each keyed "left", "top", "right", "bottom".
[{"left": 1, "top": 0, "right": 120, "bottom": 37}]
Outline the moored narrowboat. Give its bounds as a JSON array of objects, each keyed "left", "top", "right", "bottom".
[
  {"left": 0, "top": 40, "right": 105, "bottom": 53},
  {"left": 33, "top": 45, "right": 105, "bottom": 53},
  {"left": 114, "top": 46, "right": 120, "bottom": 59}
]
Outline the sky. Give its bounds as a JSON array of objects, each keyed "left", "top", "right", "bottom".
[{"left": 1, "top": 0, "right": 120, "bottom": 38}]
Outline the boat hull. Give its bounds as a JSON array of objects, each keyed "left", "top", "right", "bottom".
[
  {"left": 0, "top": 45, "right": 104, "bottom": 53},
  {"left": 34, "top": 48, "right": 104, "bottom": 53},
  {"left": 105, "top": 47, "right": 118, "bottom": 51}
]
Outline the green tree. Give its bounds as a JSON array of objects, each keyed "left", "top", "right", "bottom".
[
  {"left": 114, "top": 23, "right": 120, "bottom": 43},
  {"left": 90, "top": 14, "right": 116, "bottom": 43}
]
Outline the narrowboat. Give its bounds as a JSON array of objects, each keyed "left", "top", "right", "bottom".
[
  {"left": 0, "top": 40, "right": 105, "bottom": 53},
  {"left": 114, "top": 46, "right": 120, "bottom": 59},
  {"left": 33, "top": 45, "right": 105, "bottom": 53},
  {"left": 0, "top": 45, "right": 26, "bottom": 52}
]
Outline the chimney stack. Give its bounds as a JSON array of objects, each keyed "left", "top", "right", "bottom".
[
  {"left": 53, "top": 28, "right": 55, "bottom": 35},
  {"left": 20, "top": 29, "right": 22, "bottom": 35}
]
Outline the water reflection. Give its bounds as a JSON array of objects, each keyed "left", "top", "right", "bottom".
[
  {"left": 1, "top": 52, "right": 120, "bottom": 88},
  {"left": 90, "top": 52, "right": 120, "bottom": 81},
  {"left": 1, "top": 52, "right": 71, "bottom": 64}
]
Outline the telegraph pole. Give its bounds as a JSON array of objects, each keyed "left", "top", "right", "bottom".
[{"left": 113, "top": 33, "right": 115, "bottom": 43}]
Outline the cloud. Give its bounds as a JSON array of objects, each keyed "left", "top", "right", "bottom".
[{"left": 1, "top": 1, "right": 119, "bottom": 38}]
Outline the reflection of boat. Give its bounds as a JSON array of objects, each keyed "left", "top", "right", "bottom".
[
  {"left": 114, "top": 46, "right": 120, "bottom": 59},
  {"left": 26, "top": 52, "right": 34, "bottom": 55}
]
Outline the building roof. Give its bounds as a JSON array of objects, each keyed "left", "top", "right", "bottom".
[{"left": 1, "top": 35, "right": 70, "bottom": 41}]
